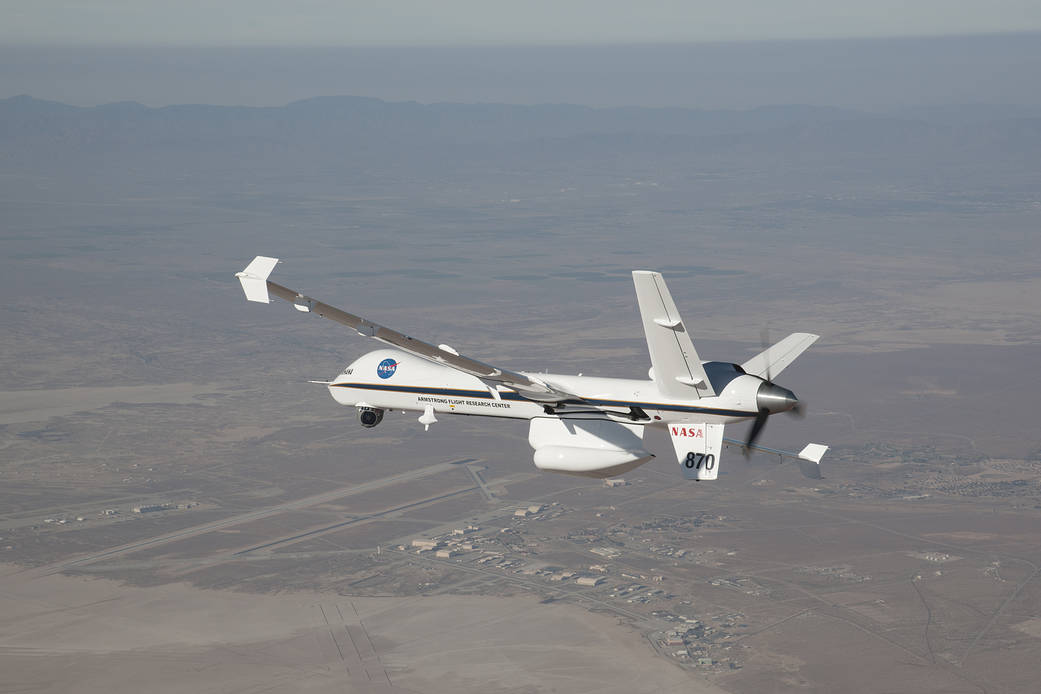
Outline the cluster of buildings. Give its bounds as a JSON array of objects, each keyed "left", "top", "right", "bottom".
[
  {"left": 653, "top": 611, "right": 747, "bottom": 669},
  {"left": 910, "top": 550, "right": 958, "bottom": 563},
  {"left": 405, "top": 507, "right": 622, "bottom": 589},
  {"left": 133, "top": 503, "right": 175, "bottom": 514},
  {"left": 796, "top": 564, "right": 871, "bottom": 583},
  {"left": 709, "top": 575, "right": 770, "bottom": 597},
  {"left": 42, "top": 517, "right": 85, "bottom": 525},
  {"left": 611, "top": 582, "right": 669, "bottom": 604},
  {"left": 392, "top": 497, "right": 771, "bottom": 671},
  {"left": 518, "top": 564, "right": 607, "bottom": 586},
  {"left": 408, "top": 524, "right": 482, "bottom": 557},
  {"left": 35, "top": 499, "right": 198, "bottom": 531}
]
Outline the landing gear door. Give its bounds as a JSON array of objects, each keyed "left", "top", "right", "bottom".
[{"left": 668, "top": 423, "right": 723, "bottom": 480}]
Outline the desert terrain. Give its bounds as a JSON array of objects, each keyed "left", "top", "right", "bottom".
[{"left": 2, "top": 75, "right": 1040, "bottom": 692}]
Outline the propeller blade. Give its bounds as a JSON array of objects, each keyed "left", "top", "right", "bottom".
[
  {"left": 789, "top": 400, "right": 807, "bottom": 419},
  {"left": 743, "top": 408, "right": 770, "bottom": 458},
  {"left": 760, "top": 328, "right": 772, "bottom": 383}
]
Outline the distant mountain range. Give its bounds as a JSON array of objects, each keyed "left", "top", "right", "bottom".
[
  {"left": 2, "top": 94, "right": 1039, "bottom": 174},
  {"left": 0, "top": 94, "right": 875, "bottom": 142}
]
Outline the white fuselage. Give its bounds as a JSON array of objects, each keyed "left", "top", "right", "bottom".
[{"left": 329, "top": 349, "right": 764, "bottom": 427}]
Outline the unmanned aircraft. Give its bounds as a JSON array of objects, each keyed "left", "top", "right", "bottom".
[{"left": 237, "top": 256, "right": 828, "bottom": 480}]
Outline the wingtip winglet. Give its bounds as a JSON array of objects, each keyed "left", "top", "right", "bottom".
[
  {"left": 236, "top": 255, "right": 279, "bottom": 303},
  {"left": 798, "top": 443, "right": 829, "bottom": 464},
  {"left": 797, "top": 443, "right": 827, "bottom": 479}
]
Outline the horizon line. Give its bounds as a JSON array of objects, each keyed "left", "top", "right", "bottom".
[{"left": 2, "top": 29, "right": 1040, "bottom": 50}]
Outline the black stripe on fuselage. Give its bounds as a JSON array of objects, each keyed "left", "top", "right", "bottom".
[{"left": 329, "top": 382, "right": 754, "bottom": 417}]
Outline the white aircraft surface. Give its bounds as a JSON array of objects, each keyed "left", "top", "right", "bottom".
[{"left": 237, "top": 256, "right": 828, "bottom": 481}]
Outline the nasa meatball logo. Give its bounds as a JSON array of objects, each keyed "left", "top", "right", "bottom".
[{"left": 376, "top": 358, "right": 399, "bottom": 379}]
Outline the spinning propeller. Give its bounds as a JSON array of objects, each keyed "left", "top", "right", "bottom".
[{"left": 743, "top": 329, "right": 806, "bottom": 456}]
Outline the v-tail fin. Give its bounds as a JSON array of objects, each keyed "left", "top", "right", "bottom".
[
  {"left": 632, "top": 271, "right": 715, "bottom": 399},
  {"left": 741, "top": 333, "right": 819, "bottom": 380}
]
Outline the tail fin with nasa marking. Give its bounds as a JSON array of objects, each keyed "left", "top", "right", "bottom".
[{"left": 668, "top": 422, "right": 723, "bottom": 481}]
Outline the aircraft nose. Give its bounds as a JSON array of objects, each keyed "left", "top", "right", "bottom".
[{"left": 756, "top": 381, "right": 798, "bottom": 414}]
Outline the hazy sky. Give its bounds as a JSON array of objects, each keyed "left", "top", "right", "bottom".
[{"left": 4, "top": 1, "right": 1041, "bottom": 45}]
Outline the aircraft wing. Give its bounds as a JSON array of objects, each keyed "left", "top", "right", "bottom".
[
  {"left": 722, "top": 436, "right": 828, "bottom": 479},
  {"left": 236, "top": 256, "right": 581, "bottom": 404}
]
